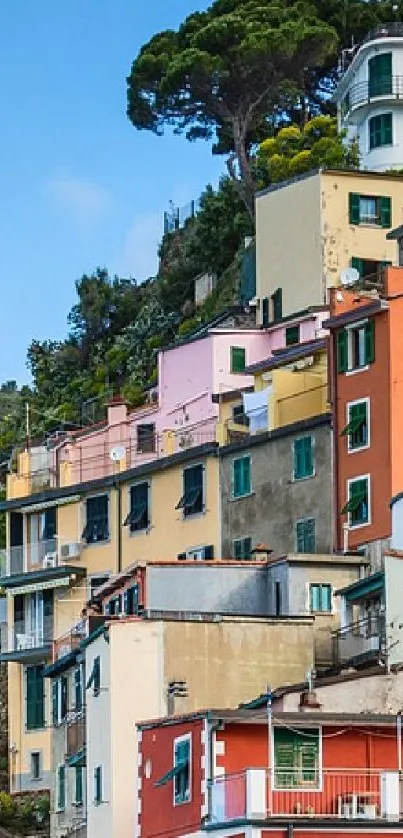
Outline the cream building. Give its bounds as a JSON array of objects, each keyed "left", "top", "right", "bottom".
[{"left": 255, "top": 168, "right": 403, "bottom": 322}]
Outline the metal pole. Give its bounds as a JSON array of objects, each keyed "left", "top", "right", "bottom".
[
  {"left": 397, "top": 712, "right": 402, "bottom": 773},
  {"left": 267, "top": 685, "right": 273, "bottom": 815}
]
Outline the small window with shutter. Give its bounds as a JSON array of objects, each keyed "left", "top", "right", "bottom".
[
  {"left": 349, "top": 192, "right": 391, "bottom": 228},
  {"left": 273, "top": 727, "right": 320, "bottom": 789}
]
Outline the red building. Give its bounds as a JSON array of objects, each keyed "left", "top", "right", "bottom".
[{"left": 136, "top": 707, "right": 403, "bottom": 838}]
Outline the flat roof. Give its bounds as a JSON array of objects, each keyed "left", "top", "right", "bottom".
[
  {"left": 256, "top": 167, "right": 403, "bottom": 200},
  {"left": 138, "top": 707, "right": 400, "bottom": 731}
]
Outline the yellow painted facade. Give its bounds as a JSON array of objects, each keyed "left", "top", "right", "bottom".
[{"left": 256, "top": 169, "right": 403, "bottom": 321}]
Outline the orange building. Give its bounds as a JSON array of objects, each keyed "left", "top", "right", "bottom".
[
  {"left": 324, "top": 265, "right": 403, "bottom": 554},
  {"left": 136, "top": 706, "right": 403, "bottom": 838}
]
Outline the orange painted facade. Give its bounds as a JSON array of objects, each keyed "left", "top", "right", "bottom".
[{"left": 328, "top": 268, "right": 403, "bottom": 550}]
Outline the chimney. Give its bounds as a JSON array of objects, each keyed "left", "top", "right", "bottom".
[
  {"left": 251, "top": 543, "right": 273, "bottom": 562},
  {"left": 107, "top": 394, "right": 128, "bottom": 427},
  {"left": 299, "top": 669, "right": 321, "bottom": 711}
]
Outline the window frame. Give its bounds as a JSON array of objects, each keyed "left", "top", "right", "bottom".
[
  {"left": 349, "top": 192, "right": 392, "bottom": 228},
  {"left": 230, "top": 346, "right": 246, "bottom": 374},
  {"left": 74, "top": 765, "right": 84, "bottom": 807},
  {"left": 232, "top": 455, "right": 252, "bottom": 499},
  {"left": 345, "top": 398, "right": 370, "bottom": 453},
  {"left": 272, "top": 726, "right": 322, "bottom": 791},
  {"left": 82, "top": 493, "right": 109, "bottom": 546},
  {"left": 309, "top": 583, "right": 332, "bottom": 614},
  {"left": 295, "top": 518, "right": 316, "bottom": 553},
  {"left": 30, "top": 751, "right": 42, "bottom": 781},
  {"left": 173, "top": 733, "right": 192, "bottom": 807},
  {"left": 233, "top": 536, "right": 253, "bottom": 560},
  {"left": 285, "top": 325, "right": 300, "bottom": 347},
  {"left": 293, "top": 436, "right": 315, "bottom": 481},
  {"left": 369, "top": 112, "right": 393, "bottom": 150},
  {"left": 345, "top": 474, "right": 371, "bottom": 529},
  {"left": 136, "top": 423, "right": 156, "bottom": 454},
  {"left": 126, "top": 481, "right": 150, "bottom": 534},
  {"left": 25, "top": 664, "right": 45, "bottom": 731},
  {"left": 340, "top": 319, "right": 375, "bottom": 374}
]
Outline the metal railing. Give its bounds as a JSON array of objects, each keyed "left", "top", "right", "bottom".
[
  {"left": 53, "top": 620, "right": 87, "bottom": 661},
  {"left": 347, "top": 76, "right": 403, "bottom": 112},
  {"left": 209, "top": 768, "right": 401, "bottom": 823},
  {"left": 333, "top": 614, "right": 385, "bottom": 666},
  {"left": 66, "top": 711, "right": 86, "bottom": 759},
  {"left": 1, "top": 617, "right": 53, "bottom": 653},
  {"left": 3, "top": 537, "right": 82, "bottom": 577},
  {"left": 363, "top": 23, "right": 403, "bottom": 44}
]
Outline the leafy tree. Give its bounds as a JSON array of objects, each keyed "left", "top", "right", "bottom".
[
  {"left": 254, "top": 116, "right": 359, "bottom": 188},
  {"left": 126, "top": 0, "right": 337, "bottom": 216}
]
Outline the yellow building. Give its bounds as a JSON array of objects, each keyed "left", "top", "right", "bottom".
[
  {"left": 255, "top": 168, "right": 403, "bottom": 323},
  {"left": 0, "top": 441, "right": 220, "bottom": 794}
]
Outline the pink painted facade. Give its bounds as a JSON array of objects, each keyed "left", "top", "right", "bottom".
[{"left": 55, "top": 312, "right": 327, "bottom": 484}]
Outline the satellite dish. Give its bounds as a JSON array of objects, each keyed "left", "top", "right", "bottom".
[
  {"left": 340, "top": 267, "right": 360, "bottom": 287},
  {"left": 110, "top": 444, "right": 125, "bottom": 463}
]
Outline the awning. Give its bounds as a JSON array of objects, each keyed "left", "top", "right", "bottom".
[
  {"left": 22, "top": 495, "right": 80, "bottom": 514},
  {"left": 9, "top": 577, "right": 72, "bottom": 596}
]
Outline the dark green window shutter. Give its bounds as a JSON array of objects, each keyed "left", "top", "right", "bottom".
[
  {"left": 26, "top": 666, "right": 44, "bottom": 731},
  {"left": 274, "top": 727, "right": 319, "bottom": 788},
  {"left": 337, "top": 330, "right": 348, "bottom": 373},
  {"left": 349, "top": 193, "right": 360, "bottom": 225},
  {"left": 58, "top": 766, "right": 66, "bottom": 810},
  {"left": 75, "top": 766, "right": 83, "bottom": 805},
  {"left": 262, "top": 297, "right": 269, "bottom": 326},
  {"left": 52, "top": 681, "right": 58, "bottom": 726},
  {"left": 294, "top": 437, "right": 313, "bottom": 479},
  {"left": 75, "top": 667, "right": 82, "bottom": 711},
  {"left": 272, "top": 288, "right": 283, "bottom": 322},
  {"left": 233, "top": 456, "right": 251, "bottom": 497},
  {"left": 365, "top": 319, "right": 375, "bottom": 364},
  {"left": 351, "top": 256, "right": 363, "bottom": 275},
  {"left": 285, "top": 325, "right": 300, "bottom": 346},
  {"left": 369, "top": 52, "right": 392, "bottom": 97},
  {"left": 231, "top": 346, "right": 246, "bottom": 373},
  {"left": 60, "top": 676, "right": 68, "bottom": 720},
  {"left": 94, "top": 766, "right": 102, "bottom": 803},
  {"left": 380, "top": 196, "right": 392, "bottom": 228}
]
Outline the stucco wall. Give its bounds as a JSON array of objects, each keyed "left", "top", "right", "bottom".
[
  {"left": 220, "top": 418, "right": 332, "bottom": 557},
  {"left": 8, "top": 662, "right": 52, "bottom": 794},
  {"left": 86, "top": 633, "right": 112, "bottom": 838},
  {"left": 146, "top": 563, "right": 269, "bottom": 615},
  {"left": 276, "top": 669, "right": 403, "bottom": 714},
  {"left": 256, "top": 172, "right": 323, "bottom": 320}
]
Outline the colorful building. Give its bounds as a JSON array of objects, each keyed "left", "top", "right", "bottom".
[
  {"left": 325, "top": 265, "right": 403, "bottom": 555},
  {"left": 137, "top": 707, "right": 403, "bottom": 838},
  {"left": 255, "top": 168, "right": 402, "bottom": 323}
]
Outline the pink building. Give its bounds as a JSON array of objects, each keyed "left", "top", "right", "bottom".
[{"left": 52, "top": 309, "right": 327, "bottom": 484}]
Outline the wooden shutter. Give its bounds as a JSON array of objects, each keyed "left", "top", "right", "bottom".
[
  {"left": 58, "top": 766, "right": 66, "bottom": 810},
  {"left": 241, "top": 457, "right": 251, "bottom": 494},
  {"left": 52, "top": 681, "right": 59, "bottom": 725},
  {"left": 233, "top": 459, "right": 242, "bottom": 497},
  {"left": 365, "top": 319, "right": 375, "bottom": 364},
  {"left": 75, "top": 766, "right": 83, "bottom": 805},
  {"left": 337, "top": 330, "right": 348, "bottom": 373},
  {"left": 349, "top": 193, "right": 360, "bottom": 225},
  {"left": 26, "top": 666, "right": 44, "bottom": 730},
  {"left": 380, "top": 196, "right": 392, "bottom": 228},
  {"left": 262, "top": 297, "right": 269, "bottom": 326}
]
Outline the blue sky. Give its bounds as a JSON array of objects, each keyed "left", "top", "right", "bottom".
[{"left": 0, "top": 1, "right": 223, "bottom": 384}]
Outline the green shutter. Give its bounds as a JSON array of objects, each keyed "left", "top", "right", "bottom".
[
  {"left": 321, "top": 585, "right": 332, "bottom": 613},
  {"left": 294, "top": 437, "right": 313, "bottom": 479},
  {"left": 231, "top": 346, "right": 246, "bottom": 373},
  {"left": 274, "top": 728, "right": 319, "bottom": 789},
  {"left": 365, "top": 319, "right": 375, "bottom": 364},
  {"left": 380, "top": 196, "right": 392, "bottom": 228},
  {"left": 26, "top": 666, "right": 44, "bottom": 731},
  {"left": 310, "top": 584, "right": 320, "bottom": 612},
  {"left": 272, "top": 288, "right": 283, "bottom": 322},
  {"left": 75, "top": 667, "right": 82, "bottom": 710},
  {"left": 349, "top": 193, "right": 360, "bottom": 225},
  {"left": 337, "top": 330, "right": 348, "bottom": 373},
  {"left": 233, "top": 457, "right": 251, "bottom": 497},
  {"left": 369, "top": 52, "right": 392, "bottom": 97},
  {"left": 242, "top": 456, "right": 251, "bottom": 494},
  {"left": 94, "top": 766, "right": 102, "bottom": 803},
  {"left": 75, "top": 766, "right": 83, "bottom": 805},
  {"left": 58, "top": 766, "right": 66, "bottom": 811},
  {"left": 351, "top": 256, "right": 363, "bottom": 275},
  {"left": 262, "top": 297, "right": 269, "bottom": 326},
  {"left": 285, "top": 325, "right": 300, "bottom": 346},
  {"left": 52, "top": 681, "right": 58, "bottom": 726}
]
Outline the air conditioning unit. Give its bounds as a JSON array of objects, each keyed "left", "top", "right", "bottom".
[
  {"left": 42, "top": 553, "right": 57, "bottom": 569},
  {"left": 60, "top": 542, "right": 81, "bottom": 561}
]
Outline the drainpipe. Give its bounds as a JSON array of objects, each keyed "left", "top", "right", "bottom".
[
  {"left": 207, "top": 716, "right": 222, "bottom": 823},
  {"left": 397, "top": 712, "right": 402, "bottom": 773},
  {"left": 116, "top": 481, "right": 122, "bottom": 574}
]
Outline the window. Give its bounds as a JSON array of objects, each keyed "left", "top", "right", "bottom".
[
  {"left": 293, "top": 436, "right": 314, "bottom": 480},
  {"left": 137, "top": 423, "right": 156, "bottom": 454},
  {"left": 174, "top": 736, "right": 191, "bottom": 805},
  {"left": 351, "top": 256, "right": 391, "bottom": 280},
  {"left": 26, "top": 665, "right": 45, "bottom": 730},
  {"left": 75, "top": 766, "right": 84, "bottom": 806},
  {"left": 232, "top": 455, "right": 251, "bottom": 498},
  {"left": 52, "top": 676, "right": 68, "bottom": 726},
  {"left": 272, "top": 288, "right": 283, "bottom": 322},
  {"left": 337, "top": 320, "right": 375, "bottom": 373},
  {"left": 369, "top": 112, "right": 392, "bottom": 150},
  {"left": 82, "top": 495, "right": 109, "bottom": 544},
  {"left": 94, "top": 766, "right": 103, "bottom": 805},
  {"left": 74, "top": 666, "right": 83, "bottom": 711},
  {"left": 343, "top": 476, "right": 370, "bottom": 527},
  {"left": 86, "top": 655, "right": 101, "bottom": 696},
  {"left": 233, "top": 537, "right": 252, "bottom": 560},
  {"left": 342, "top": 400, "right": 369, "bottom": 451},
  {"left": 275, "top": 581, "right": 282, "bottom": 616},
  {"left": 232, "top": 403, "right": 249, "bottom": 427},
  {"left": 273, "top": 727, "right": 319, "bottom": 789},
  {"left": 310, "top": 584, "right": 332, "bottom": 613},
  {"left": 349, "top": 193, "right": 391, "bottom": 227},
  {"left": 262, "top": 297, "right": 269, "bottom": 327},
  {"left": 369, "top": 52, "right": 392, "bottom": 98},
  {"left": 125, "top": 482, "right": 150, "bottom": 532},
  {"left": 176, "top": 464, "right": 204, "bottom": 517},
  {"left": 285, "top": 325, "right": 300, "bottom": 346},
  {"left": 57, "top": 765, "right": 66, "bottom": 811},
  {"left": 296, "top": 519, "right": 316, "bottom": 553},
  {"left": 30, "top": 751, "right": 41, "bottom": 781},
  {"left": 231, "top": 346, "right": 246, "bottom": 373},
  {"left": 89, "top": 575, "right": 109, "bottom": 599}
]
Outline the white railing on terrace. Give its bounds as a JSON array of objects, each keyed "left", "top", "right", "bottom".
[
  {"left": 0, "top": 617, "right": 53, "bottom": 654},
  {"left": 210, "top": 769, "right": 402, "bottom": 823},
  {"left": 333, "top": 615, "right": 385, "bottom": 666},
  {"left": 3, "top": 537, "right": 82, "bottom": 577}
]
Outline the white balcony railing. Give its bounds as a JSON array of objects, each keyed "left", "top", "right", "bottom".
[
  {"left": 1, "top": 618, "right": 53, "bottom": 655},
  {"left": 3, "top": 537, "right": 82, "bottom": 577},
  {"left": 210, "top": 769, "right": 402, "bottom": 823}
]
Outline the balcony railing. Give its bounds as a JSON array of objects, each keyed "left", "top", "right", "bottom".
[
  {"left": 346, "top": 76, "right": 403, "bottom": 113},
  {"left": 3, "top": 537, "right": 82, "bottom": 577},
  {"left": 210, "top": 768, "right": 402, "bottom": 823},
  {"left": 1, "top": 618, "right": 53, "bottom": 655},
  {"left": 53, "top": 621, "right": 87, "bottom": 661},
  {"left": 66, "top": 711, "right": 86, "bottom": 760},
  {"left": 363, "top": 23, "right": 403, "bottom": 44},
  {"left": 333, "top": 614, "right": 385, "bottom": 667}
]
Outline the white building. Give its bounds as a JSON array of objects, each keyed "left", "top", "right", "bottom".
[{"left": 335, "top": 22, "right": 403, "bottom": 171}]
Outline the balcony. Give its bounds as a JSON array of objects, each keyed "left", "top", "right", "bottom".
[
  {"left": 52, "top": 616, "right": 105, "bottom": 662},
  {"left": 209, "top": 768, "right": 402, "bottom": 824},
  {"left": 66, "top": 711, "right": 86, "bottom": 765},
  {"left": 0, "top": 618, "right": 53, "bottom": 663},
  {"left": 345, "top": 76, "right": 403, "bottom": 117},
  {"left": 333, "top": 615, "right": 385, "bottom": 668},
  {"left": 1, "top": 537, "right": 85, "bottom": 583}
]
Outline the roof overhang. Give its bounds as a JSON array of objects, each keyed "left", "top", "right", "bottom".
[{"left": 0, "top": 564, "right": 86, "bottom": 592}]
